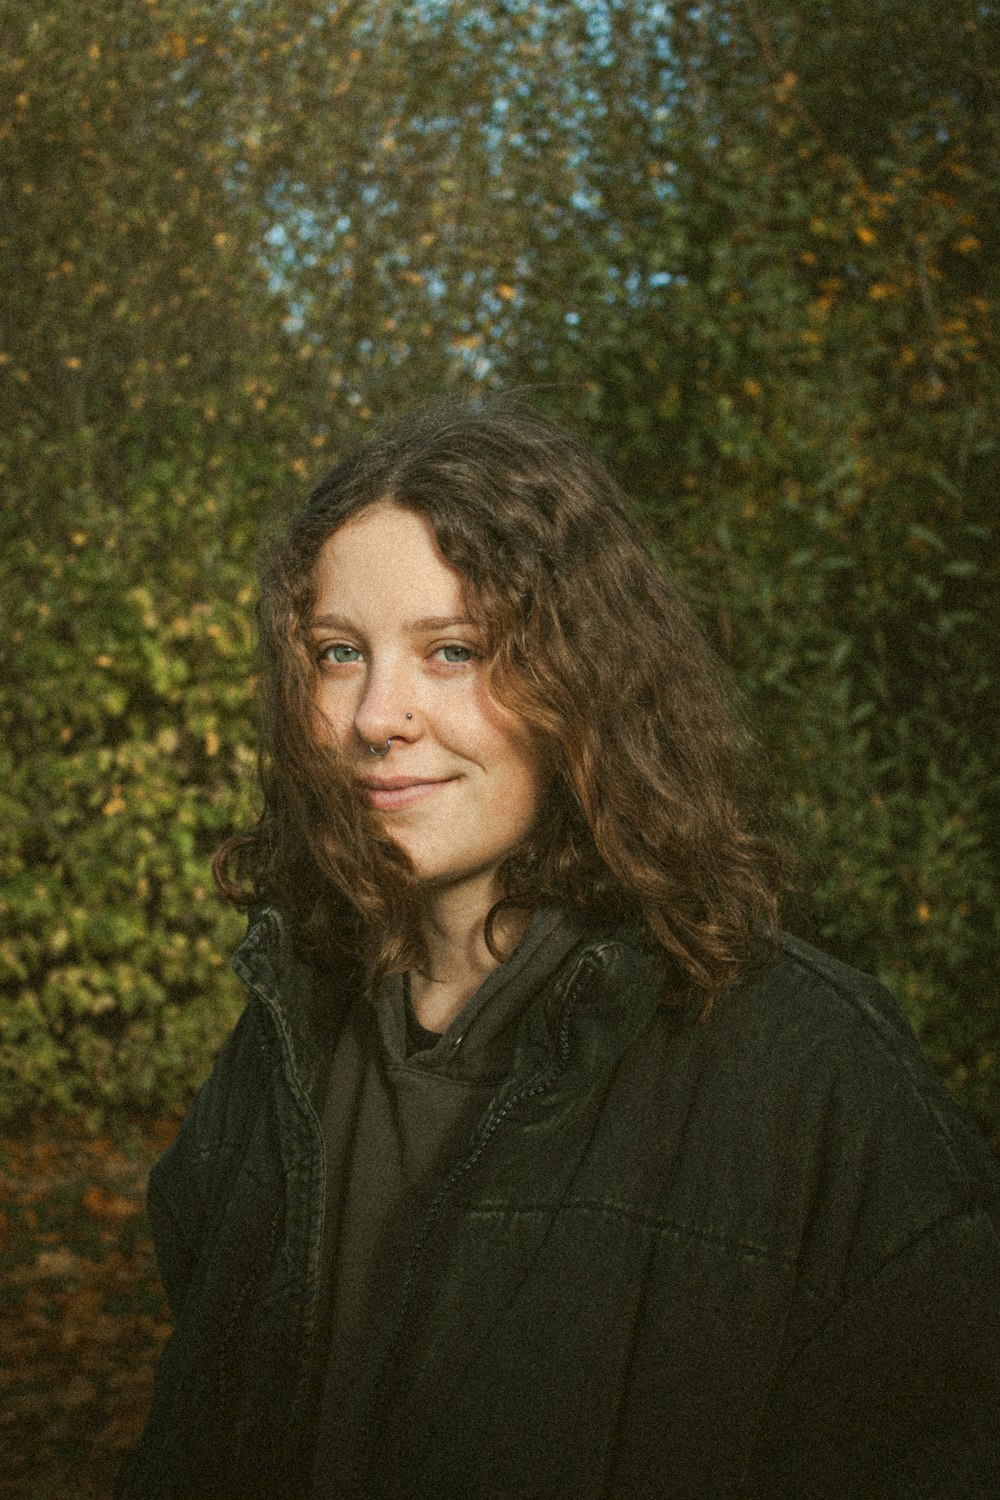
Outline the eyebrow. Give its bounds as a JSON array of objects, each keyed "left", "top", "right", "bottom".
[{"left": 309, "top": 613, "right": 477, "bottom": 632}]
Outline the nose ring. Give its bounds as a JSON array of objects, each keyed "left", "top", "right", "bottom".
[{"left": 367, "top": 713, "right": 412, "bottom": 756}]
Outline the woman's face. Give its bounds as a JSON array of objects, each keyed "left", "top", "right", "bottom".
[{"left": 310, "top": 502, "right": 546, "bottom": 902}]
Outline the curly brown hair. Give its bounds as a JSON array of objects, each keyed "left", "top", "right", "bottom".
[{"left": 215, "top": 400, "right": 788, "bottom": 1008}]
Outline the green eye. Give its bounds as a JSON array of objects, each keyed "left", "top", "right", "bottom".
[
  {"left": 323, "top": 643, "right": 362, "bottom": 664},
  {"left": 439, "top": 645, "right": 474, "bottom": 664}
]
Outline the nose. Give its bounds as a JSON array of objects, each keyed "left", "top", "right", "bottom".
[{"left": 352, "top": 657, "right": 418, "bottom": 752}]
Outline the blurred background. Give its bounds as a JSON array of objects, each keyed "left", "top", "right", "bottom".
[{"left": 1, "top": 0, "right": 997, "bottom": 1493}]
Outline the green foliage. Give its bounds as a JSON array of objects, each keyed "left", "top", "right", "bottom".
[
  {"left": 0, "top": 471, "right": 262, "bottom": 1117},
  {"left": 1, "top": 0, "right": 997, "bottom": 1146}
]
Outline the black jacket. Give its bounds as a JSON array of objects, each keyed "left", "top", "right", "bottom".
[{"left": 117, "top": 907, "right": 1000, "bottom": 1499}]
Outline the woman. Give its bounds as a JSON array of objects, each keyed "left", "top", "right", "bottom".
[{"left": 118, "top": 403, "right": 999, "bottom": 1499}]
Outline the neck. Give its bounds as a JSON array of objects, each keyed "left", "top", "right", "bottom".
[{"left": 410, "top": 875, "right": 530, "bottom": 1033}]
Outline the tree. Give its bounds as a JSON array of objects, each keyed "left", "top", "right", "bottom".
[{"left": 2, "top": 0, "right": 997, "bottom": 1141}]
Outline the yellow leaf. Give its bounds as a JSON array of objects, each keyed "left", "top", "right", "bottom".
[
  {"left": 496, "top": 283, "right": 517, "bottom": 301},
  {"left": 854, "top": 226, "right": 877, "bottom": 245},
  {"left": 34, "top": 1248, "right": 80, "bottom": 1277},
  {"left": 205, "top": 730, "right": 220, "bottom": 757},
  {"left": 742, "top": 378, "right": 763, "bottom": 398},
  {"left": 83, "top": 1186, "right": 138, "bottom": 1219}
]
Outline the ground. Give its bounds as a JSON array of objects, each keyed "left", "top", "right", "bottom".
[{"left": 0, "top": 1116, "right": 178, "bottom": 1500}]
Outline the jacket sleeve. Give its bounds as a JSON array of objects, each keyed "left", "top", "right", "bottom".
[
  {"left": 742, "top": 1205, "right": 1000, "bottom": 1498},
  {"left": 145, "top": 1002, "right": 268, "bottom": 1319}
]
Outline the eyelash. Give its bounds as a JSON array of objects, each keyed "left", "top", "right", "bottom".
[
  {"left": 318, "top": 643, "right": 361, "bottom": 666},
  {"left": 316, "top": 643, "right": 478, "bottom": 669},
  {"left": 437, "top": 644, "right": 475, "bottom": 665}
]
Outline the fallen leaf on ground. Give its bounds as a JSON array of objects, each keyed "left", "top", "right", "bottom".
[{"left": 0, "top": 1114, "right": 179, "bottom": 1500}]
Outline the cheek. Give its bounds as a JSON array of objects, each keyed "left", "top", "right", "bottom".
[
  {"left": 477, "top": 711, "right": 547, "bottom": 823},
  {"left": 502, "top": 781, "right": 542, "bottom": 849},
  {"left": 512, "top": 752, "right": 547, "bottom": 826},
  {"left": 311, "top": 688, "right": 352, "bottom": 748}
]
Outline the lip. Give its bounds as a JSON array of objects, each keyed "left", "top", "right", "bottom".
[{"left": 360, "top": 776, "right": 456, "bottom": 812}]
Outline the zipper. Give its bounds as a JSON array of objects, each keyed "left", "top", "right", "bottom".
[{"left": 353, "top": 949, "right": 601, "bottom": 1480}]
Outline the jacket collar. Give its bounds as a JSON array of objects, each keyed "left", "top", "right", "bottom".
[
  {"left": 232, "top": 904, "right": 356, "bottom": 1116},
  {"left": 232, "top": 903, "right": 674, "bottom": 1110}
]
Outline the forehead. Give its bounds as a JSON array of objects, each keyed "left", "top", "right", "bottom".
[{"left": 312, "top": 503, "right": 466, "bottom": 618}]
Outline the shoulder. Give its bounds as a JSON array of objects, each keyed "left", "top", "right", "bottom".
[
  {"left": 681, "top": 932, "right": 977, "bottom": 1144},
  {"left": 148, "top": 903, "right": 351, "bottom": 1209},
  {"left": 752, "top": 931, "right": 926, "bottom": 1056},
  {"left": 145, "top": 912, "right": 292, "bottom": 1217},
  {"left": 603, "top": 928, "right": 998, "bottom": 1285},
  {"left": 731, "top": 934, "right": 985, "bottom": 1166},
  {"left": 727, "top": 935, "right": 991, "bottom": 1184}
]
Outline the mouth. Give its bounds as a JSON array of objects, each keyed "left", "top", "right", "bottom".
[{"left": 360, "top": 776, "right": 456, "bottom": 812}]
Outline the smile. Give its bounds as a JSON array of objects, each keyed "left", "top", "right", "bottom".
[{"left": 361, "top": 777, "right": 456, "bottom": 812}]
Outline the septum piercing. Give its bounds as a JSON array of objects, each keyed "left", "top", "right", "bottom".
[{"left": 368, "top": 712, "right": 413, "bottom": 755}]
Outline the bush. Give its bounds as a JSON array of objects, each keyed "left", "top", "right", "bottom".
[{"left": 1, "top": 468, "right": 261, "bottom": 1121}]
